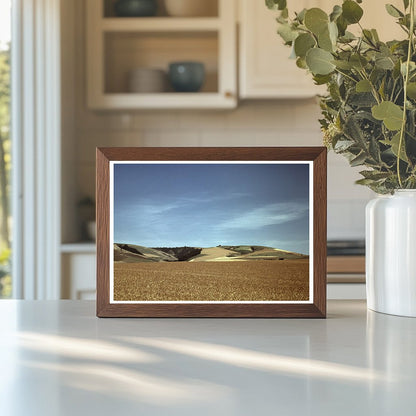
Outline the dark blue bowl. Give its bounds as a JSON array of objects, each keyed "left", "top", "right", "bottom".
[
  {"left": 114, "top": 0, "right": 157, "bottom": 17},
  {"left": 168, "top": 62, "right": 205, "bottom": 92}
]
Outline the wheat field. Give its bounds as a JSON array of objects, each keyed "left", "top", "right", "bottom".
[{"left": 114, "top": 259, "right": 309, "bottom": 301}]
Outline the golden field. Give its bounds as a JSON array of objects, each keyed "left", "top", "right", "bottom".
[{"left": 114, "top": 259, "right": 309, "bottom": 301}]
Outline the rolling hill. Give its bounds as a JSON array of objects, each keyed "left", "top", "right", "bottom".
[{"left": 114, "top": 243, "right": 307, "bottom": 263}]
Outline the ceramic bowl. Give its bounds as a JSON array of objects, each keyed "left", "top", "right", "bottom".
[
  {"left": 128, "top": 68, "right": 167, "bottom": 93},
  {"left": 164, "top": 0, "right": 217, "bottom": 17},
  {"left": 168, "top": 62, "right": 205, "bottom": 92},
  {"left": 114, "top": 0, "right": 158, "bottom": 17}
]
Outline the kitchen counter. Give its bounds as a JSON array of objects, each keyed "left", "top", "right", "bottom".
[{"left": 0, "top": 300, "right": 415, "bottom": 415}]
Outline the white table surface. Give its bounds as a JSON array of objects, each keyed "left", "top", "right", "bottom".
[{"left": 0, "top": 300, "right": 415, "bottom": 416}]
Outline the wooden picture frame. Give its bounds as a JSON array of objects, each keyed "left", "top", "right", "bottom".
[{"left": 96, "top": 147, "right": 327, "bottom": 318}]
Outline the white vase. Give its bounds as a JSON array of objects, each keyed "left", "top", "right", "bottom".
[{"left": 366, "top": 190, "right": 416, "bottom": 317}]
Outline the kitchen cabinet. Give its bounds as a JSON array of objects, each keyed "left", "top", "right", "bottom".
[
  {"left": 238, "top": 0, "right": 404, "bottom": 99},
  {"left": 327, "top": 256, "right": 366, "bottom": 299},
  {"left": 61, "top": 245, "right": 96, "bottom": 300},
  {"left": 86, "top": 0, "right": 237, "bottom": 109},
  {"left": 238, "top": 0, "right": 325, "bottom": 99}
]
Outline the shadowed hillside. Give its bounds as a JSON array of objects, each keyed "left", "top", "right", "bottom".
[
  {"left": 114, "top": 243, "right": 308, "bottom": 263},
  {"left": 153, "top": 246, "right": 202, "bottom": 261}
]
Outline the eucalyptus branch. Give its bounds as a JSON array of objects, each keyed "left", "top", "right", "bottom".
[
  {"left": 390, "top": 79, "right": 398, "bottom": 102},
  {"left": 393, "top": 85, "right": 404, "bottom": 104},
  {"left": 267, "top": 0, "right": 416, "bottom": 193},
  {"left": 398, "top": 24, "right": 410, "bottom": 35},
  {"left": 334, "top": 68, "right": 358, "bottom": 83},
  {"left": 397, "top": 0, "right": 415, "bottom": 188},
  {"left": 358, "top": 69, "right": 381, "bottom": 104}
]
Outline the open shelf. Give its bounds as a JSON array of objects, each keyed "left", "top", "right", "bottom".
[
  {"left": 101, "top": 17, "right": 221, "bottom": 31},
  {"left": 61, "top": 242, "right": 96, "bottom": 254},
  {"left": 103, "top": 0, "right": 219, "bottom": 18},
  {"left": 87, "top": 0, "right": 236, "bottom": 109},
  {"left": 104, "top": 31, "right": 218, "bottom": 94},
  {"left": 91, "top": 92, "right": 234, "bottom": 109}
]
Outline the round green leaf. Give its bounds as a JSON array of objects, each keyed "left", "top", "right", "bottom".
[
  {"left": 333, "top": 60, "right": 353, "bottom": 70},
  {"left": 328, "top": 21, "right": 338, "bottom": 43},
  {"left": 336, "top": 15, "right": 348, "bottom": 36},
  {"left": 375, "top": 56, "right": 395, "bottom": 70},
  {"left": 330, "top": 5, "right": 342, "bottom": 22},
  {"left": 385, "top": 4, "right": 403, "bottom": 18},
  {"left": 342, "top": 0, "right": 364, "bottom": 24},
  {"left": 296, "top": 8, "right": 307, "bottom": 23},
  {"left": 277, "top": 23, "right": 298, "bottom": 43},
  {"left": 266, "top": 0, "right": 287, "bottom": 11},
  {"left": 304, "top": 8, "right": 329, "bottom": 35},
  {"left": 306, "top": 48, "right": 336, "bottom": 75},
  {"left": 350, "top": 54, "right": 368, "bottom": 70},
  {"left": 371, "top": 101, "right": 403, "bottom": 131},
  {"left": 296, "top": 57, "right": 308, "bottom": 69},
  {"left": 313, "top": 74, "right": 332, "bottom": 85},
  {"left": 318, "top": 22, "right": 338, "bottom": 52},
  {"left": 407, "top": 82, "right": 416, "bottom": 99},
  {"left": 318, "top": 28, "right": 333, "bottom": 52},
  {"left": 356, "top": 79, "right": 372, "bottom": 92},
  {"left": 294, "top": 33, "right": 316, "bottom": 58},
  {"left": 387, "top": 132, "right": 408, "bottom": 162}
]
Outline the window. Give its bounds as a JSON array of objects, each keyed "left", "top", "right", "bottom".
[{"left": 0, "top": 0, "right": 11, "bottom": 298}]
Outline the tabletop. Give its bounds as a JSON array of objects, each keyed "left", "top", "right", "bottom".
[{"left": 0, "top": 300, "right": 415, "bottom": 416}]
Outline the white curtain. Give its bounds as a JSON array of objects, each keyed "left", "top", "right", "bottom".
[{"left": 12, "top": 0, "right": 61, "bottom": 299}]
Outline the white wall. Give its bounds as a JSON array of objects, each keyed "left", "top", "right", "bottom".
[{"left": 62, "top": 0, "right": 374, "bottom": 243}]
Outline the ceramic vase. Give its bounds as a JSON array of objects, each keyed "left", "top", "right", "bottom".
[{"left": 366, "top": 190, "right": 416, "bottom": 317}]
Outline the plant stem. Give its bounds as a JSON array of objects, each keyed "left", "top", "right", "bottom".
[
  {"left": 334, "top": 68, "right": 358, "bottom": 84},
  {"left": 397, "top": 0, "right": 415, "bottom": 188},
  {"left": 358, "top": 69, "right": 381, "bottom": 104}
]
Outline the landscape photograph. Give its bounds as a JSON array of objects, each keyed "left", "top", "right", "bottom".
[{"left": 112, "top": 162, "right": 311, "bottom": 302}]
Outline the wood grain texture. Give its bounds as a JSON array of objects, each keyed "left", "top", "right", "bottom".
[
  {"left": 313, "top": 148, "right": 327, "bottom": 318},
  {"left": 96, "top": 148, "right": 110, "bottom": 317},
  {"left": 96, "top": 147, "right": 327, "bottom": 318}
]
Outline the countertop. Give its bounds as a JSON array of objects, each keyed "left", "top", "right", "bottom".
[{"left": 0, "top": 300, "right": 415, "bottom": 415}]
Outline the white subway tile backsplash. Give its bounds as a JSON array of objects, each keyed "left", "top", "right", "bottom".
[
  {"left": 178, "top": 111, "right": 227, "bottom": 130},
  {"left": 142, "top": 130, "right": 200, "bottom": 147},
  {"left": 254, "top": 130, "right": 322, "bottom": 146},
  {"left": 132, "top": 112, "right": 180, "bottom": 130},
  {"left": 327, "top": 153, "right": 375, "bottom": 200},
  {"left": 251, "top": 102, "right": 296, "bottom": 130},
  {"left": 328, "top": 199, "right": 369, "bottom": 240},
  {"left": 75, "top": 111, "right": 134, "bottom": 131},
  {"left": 199, "top": 129, "right": 257, "bottom": 146},
  {"left": 294, "top": 99, "right": 322, "bottom": 128}
]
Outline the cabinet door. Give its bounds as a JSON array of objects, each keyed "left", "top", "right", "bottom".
[
  {"left": 239, "top": 0, "right": 326, "bottom": 99},
  {"left": 238, "top": 0, "right": 403, "bottom": 99},
  {"left": 61, "top": 253, "right": 96, "bottom": 300}
]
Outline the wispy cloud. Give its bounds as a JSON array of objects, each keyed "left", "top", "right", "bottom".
[
  {"left": 174, "top": 192, "right": 250, "bottom": 205},
  {"left": 117, "top": 192, "right": 250, "bottom": 221},
  {"left": 220, "top": 202, "right": 308, "bottom": 230}
]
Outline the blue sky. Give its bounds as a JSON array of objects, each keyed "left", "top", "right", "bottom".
[{"left": 113, "top": 163, "right": 310, "bottom": 254}]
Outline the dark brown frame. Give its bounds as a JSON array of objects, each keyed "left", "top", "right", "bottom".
[{"left": 96, "top": 147, "right": 327, "bottom": 318}]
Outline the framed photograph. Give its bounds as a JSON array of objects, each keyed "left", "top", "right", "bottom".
[{"left": 96, "top": 147, "right": 327, "bottom": 318}]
